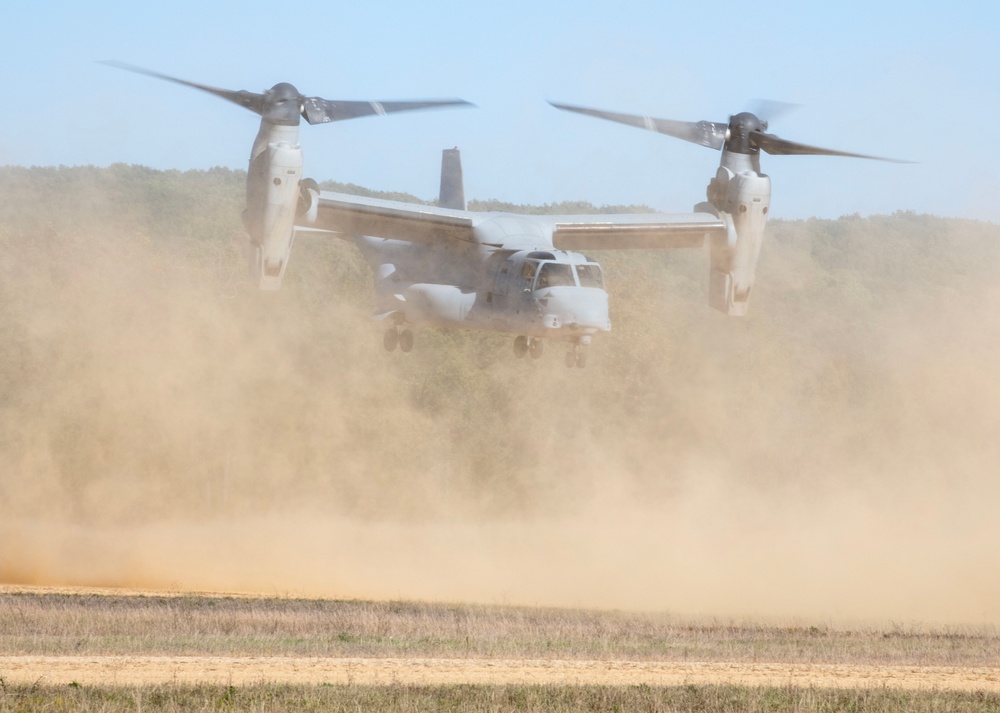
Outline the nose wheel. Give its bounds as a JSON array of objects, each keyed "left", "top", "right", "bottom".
[
  {"left": 565, "top": 345, "right": 588, "bottom": 368},
  {"left": 384, "top": 326, "right": 414, "bottom": 353}
]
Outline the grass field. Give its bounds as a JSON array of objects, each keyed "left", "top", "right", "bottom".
[
  {"left": 2, "top": 588, "right": 999, "bottom": 711},
  {"left": 3, "top": 681, "right": 1000, "bottom": 713},
  {"left": 2, "top": 590, "right": 999, "bottom": 664}
]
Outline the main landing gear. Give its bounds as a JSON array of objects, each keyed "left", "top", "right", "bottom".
[
  {"left": 513, "top": 336, "right": 543, "bottom": 359},
  {"left": 384, "top": 325, "right": 414, "bottom": 353}
]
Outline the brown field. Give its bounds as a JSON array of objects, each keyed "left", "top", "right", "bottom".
[{"left": 2, "top": 585, "right": 998, "bottom": 694}]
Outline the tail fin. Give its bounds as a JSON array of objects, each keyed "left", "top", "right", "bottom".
[{"left": 438, "top": 147, "right": 466, "bottom": 210}]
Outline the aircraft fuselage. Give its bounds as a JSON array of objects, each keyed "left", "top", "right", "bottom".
[{"left": 356, "top": 228, "right": 610, "bottom": 345}]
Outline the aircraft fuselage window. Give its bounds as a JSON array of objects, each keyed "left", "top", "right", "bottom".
[
  {"left": 576, "top": 264, "right": 604, "bottom": 289},
  {"left": 535, "top": 262, "right": 577, "bottom": 289}
]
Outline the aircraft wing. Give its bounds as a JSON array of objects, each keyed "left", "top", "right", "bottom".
[
  {"left": 305, "top": 190, "right": 476, "bottom": 244},
  {"left": 548, "top": 212, "right": 726, "bottom": 250}
]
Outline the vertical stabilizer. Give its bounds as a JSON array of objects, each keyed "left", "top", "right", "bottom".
[{"left": 438, "top": 147, "right": 466, "bottom": 210}]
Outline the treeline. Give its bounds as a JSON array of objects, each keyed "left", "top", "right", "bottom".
[{"left": 1, "top": 165, "right": 998, "bottom": 525}]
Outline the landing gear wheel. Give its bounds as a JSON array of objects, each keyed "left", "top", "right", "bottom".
[
  {"left": 566, "top": 347, "right": 588, "bottom": 368},
  {"left": 528, "top": 338, "right": 544, "bottom": 359},
  {"left": 383, "top": 327, "right": 399, "bottom": 352},
  {"left": 513, "top": 336, "right": 528, "bottom": 358},
  {"left": 399, "top": 329, "right": 414, "bottom": 353}
]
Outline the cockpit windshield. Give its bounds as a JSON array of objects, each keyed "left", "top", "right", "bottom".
[
  {"left": 535, "top": 262, "right": 577, "bottom": 289},
  {"left": 576, "top": 264, "right": 604, "bottom": 289}
]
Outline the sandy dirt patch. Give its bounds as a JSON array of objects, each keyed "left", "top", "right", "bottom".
[{"left": 2, "top": 656, "right": 999, "bottom": 691}]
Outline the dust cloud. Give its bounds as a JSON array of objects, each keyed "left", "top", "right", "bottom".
[{"left": 1, "top": 201, "right": 999, "bottom": 625}]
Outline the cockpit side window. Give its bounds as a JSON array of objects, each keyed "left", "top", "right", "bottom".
[
  {"left": 535, "top": 262, "right": 577, "bottom": 289},
  {"left": 576, "top": 264, "right": 604, "bottom": 289},
  {"left": 520, "top": 260, "right": 538, "bottom": 279}
]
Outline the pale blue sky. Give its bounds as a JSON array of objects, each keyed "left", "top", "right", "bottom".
[{"left": 3, "top": 0, "right": 998, "bottom": 220}]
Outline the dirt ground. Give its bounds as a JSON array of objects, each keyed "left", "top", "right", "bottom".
[{"left": 2, "top": 656, "right": 999, "bottom": 691}]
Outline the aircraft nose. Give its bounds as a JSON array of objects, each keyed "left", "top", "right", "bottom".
[{"left": 539, "top": 287, "right": 609, "bottom": 332}]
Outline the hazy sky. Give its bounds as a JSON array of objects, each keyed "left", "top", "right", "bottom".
[{"left": 3, "top": 0, "right": 997, "bottom": 220}]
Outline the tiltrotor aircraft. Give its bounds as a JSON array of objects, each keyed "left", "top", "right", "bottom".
[{"left": 107, "top": 63, "right": 900, "bottom": 368}]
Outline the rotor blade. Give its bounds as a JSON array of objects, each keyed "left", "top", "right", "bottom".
[
  {"left": 751, "top": 131, "right": 911, "bottom": 162},
  {"left": 100, "top": 60, "right": 266, "bottom": 115},
  {"left": 548, "top": 101, "right": 728, "bottom": 149},
  {"left": 302, "top": 98, "right": 474, "bottom": 125},
  {"left": 748, "top": 99, "right": 801, "bottom": 125}
]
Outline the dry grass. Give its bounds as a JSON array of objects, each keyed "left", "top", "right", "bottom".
[
  {"left": 3, "top": 587, "right": 999, "bottom": 710},
  {"left": 1, "top": 682, "right": 998, "bottom": 713},
  {"left": 2, "top": 591, "right": 998, "bottom": 665}
]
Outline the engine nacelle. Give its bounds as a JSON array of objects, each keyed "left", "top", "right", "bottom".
[
  {"left": 244, "top": 131, "right": 303, "bottom": 290},
  {"left": 297, "top": 177, "right": 320, "bottom": 224},
  {"left": 702, "top": 160, "right": 771, "bottom": 316}
]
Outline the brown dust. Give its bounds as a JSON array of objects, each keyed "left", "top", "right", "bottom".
[{"left": 1, "top": 187, "right": 998, "bottom": 625}]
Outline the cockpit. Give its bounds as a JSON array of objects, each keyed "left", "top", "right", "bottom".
[
  {"left": 495, "top": 249, "right": 609, "bottom": 336},
  {"left": 520, "top": 251, "right": 604, "bottom": 291}
]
